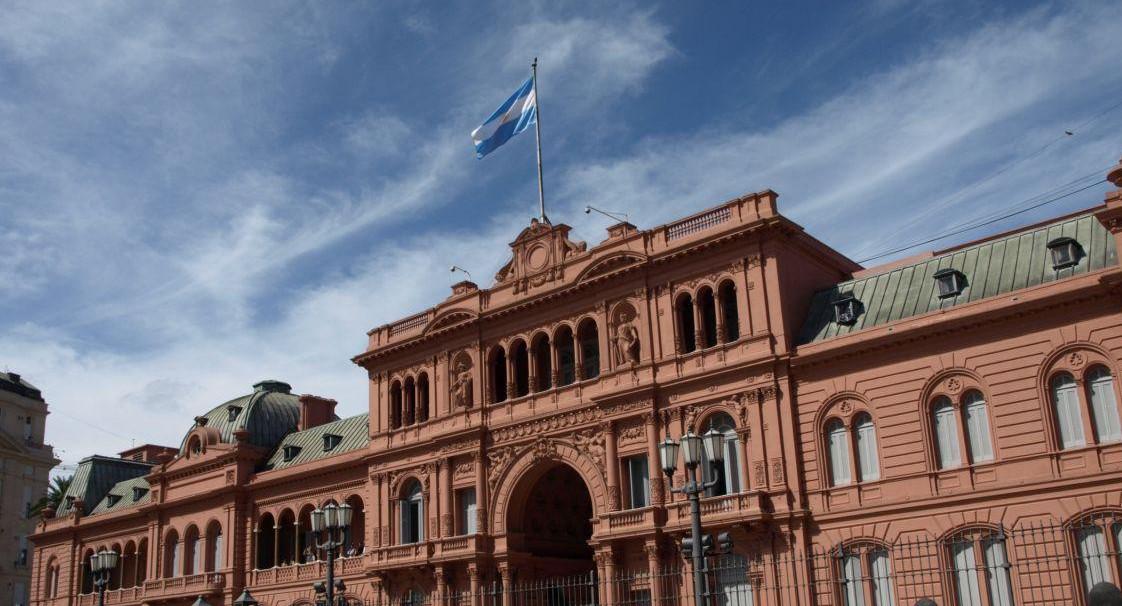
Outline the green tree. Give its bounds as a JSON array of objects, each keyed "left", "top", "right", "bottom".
[{"left": 29, "top": 475, "right": 72, "bottom": 517}]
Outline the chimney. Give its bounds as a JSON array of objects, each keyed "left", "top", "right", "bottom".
[{"left": 299, "top": 395, "right": 337, "bottom": 431}]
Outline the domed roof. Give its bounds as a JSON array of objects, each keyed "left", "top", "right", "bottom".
[{"left": 180, "top": 380, "right": 303, "bottom": 453}]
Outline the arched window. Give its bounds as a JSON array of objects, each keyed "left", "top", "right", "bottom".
[
  {"left": 403, "top": 376, "right": 416, "bottom": 426},
  {"left": 345, "top": 495, "right": 366, "bottom": 555},
  {"left": 1052, "top": 372, "right": 1086, "bottom": 449},
  {"left": 511, "top": 340, "right": 530, "bottom": 397},
  {"left": 853, "top": 413, "right": 879, "bottom": 482},
  {"left": 44, "top": 557, "right": 58, "bottom": 598},
  {"left": 532, "top": 333, "right": 552, "bottom": 392},
  {"left": 827, "top": 419, "right": 851, "bottom": 487},
  {"left": 390, "top": 381, "right": 403, "bottom": 429},
  {"left": 837, "top": 543, "right": 894, "bottom": 606},
  {"left": 677, "top": 294, "right": 696, "bottom": 354},
  {"left": 1087, "top": 366, "right": 1122, "bottom": 443},
  {"left": 701, "top": 412, "right": 742, "bottom": 496},
  {"left": 205, "top": 521, "right": 223, "bottom": 572},
  {"left": 719, "top": 281, "right": 739, "bottom": 342},
  {"left": 400, "top": 481, "right": 424, "bottom": 544},
  {"left": 946, "top": 528, "right": 1014, "bottom": 606},
  {"left": 490, "top": 346, "right": 508, "bottom": 403},
  {"left": 80, "top": 549, "right": 94, "bottom": 594},
  {"left": 256, "top": 514, "right": 275, "bottom": 569},
  {"left": 699, "top": 287, "right": 718, "bottom": 348},
  {"left": 277, "top": 509, "right": 297, "bottom": 566},
  {"left": 577, "top": 319, "right": 600, "bottom": 380},
  {"left": 136, "top": 539, "right": 148, "bottom": 585},
  {"left": 555, "top": 326, "right": 576, "bottom": 387},
  {"left": 1070, "top": 513, "right": 1122, "bottom": 600},
  {"left": 164, "top": 530, "right": 180, "bottom": 578},
  {"left": 183, "top": 526, "right": 200, "bottom": 575},
  {"left": 416, "top": 373, "right": 429, "bottom": 423},
  {"left": 933, "top": 396, "right": 961, "bottom": 469}
]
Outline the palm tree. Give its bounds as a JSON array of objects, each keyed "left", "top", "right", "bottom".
[{"left": 29, "top": 475, "right": 72, "bottom": 517}]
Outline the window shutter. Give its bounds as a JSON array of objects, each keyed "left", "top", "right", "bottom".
[
  {"left": 952, "top": 541, "right": 982, "bottom": 606},
  {"left": 964, "top": 393, "right": 994, "bottom": 463},
  {"left": 1089, "top": 368, "right": 1122, "bottom": 443},
  {"left": 842, "top": 553, "right": 866, "bottom": 606},
  {"left": 869, "top": 549, "right": 894, "bottom": 606},
  {"left": 983, "top": 537, "right": 1014, "bottom": 606},
  {"left": 1078, "top": 526, "right": 1112, "bottom": 590},
  {"left": 828, "top": 421, "right": 851, "bottom": 486},
  {"left": 855, "top": 417, "right": 879, "bottom": 481},
  {"left": 1053, "top": 376, "right": 1086, "bottom": 448},
  {"left": 934, "top": 400, "right": 961, "bottom": 468}
]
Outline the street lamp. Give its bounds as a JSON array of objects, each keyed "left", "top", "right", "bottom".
[
  {"left": 310, "top": 503, "right": 353, "bottom": 606},
  {"left": 89, "top": 549, "right": 119, "bottom": 606},
  {"left": 660, "top": 427, "right": 727, "bottom": 606}
]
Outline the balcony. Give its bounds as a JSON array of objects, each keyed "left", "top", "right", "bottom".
[
  {"left": 435, "top": 534, "right": 486, "bottom": 560},
  {"left": 367, "top": 541, "right": 434, "bottom": 569},
  {"left": 141, "top": 571, "right": 226, "bottom": 602},
  {"left": 601, "top": 506, "right": 662, "bottom": 537},
  {"left": 249, "top": 556, "right": 368, "bottom": 587},
  {"left": 76, "top": 587, "right": 143, "bottom": 606},
  {"left": 669, "top": 492, "right": 763, "bottom": 527}
]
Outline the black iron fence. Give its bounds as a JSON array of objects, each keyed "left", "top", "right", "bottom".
[{"left": 382, "top": 515, "right": 1122, "bottom": 606}]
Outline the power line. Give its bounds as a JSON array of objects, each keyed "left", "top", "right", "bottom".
[{"left": 858, "top": 178, "right": 1108, "bottom": 264}]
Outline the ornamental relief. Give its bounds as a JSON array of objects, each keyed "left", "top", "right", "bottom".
[
  {"left": 618, "top": 421, "right": 645, "bottom": 446},
  {"left": 485, "top": 426, "right": 606, "bottom": 492}
]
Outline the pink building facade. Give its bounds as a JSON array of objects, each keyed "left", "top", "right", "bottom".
[{"left": 29, "top": 159, "right": 1122, "bottom": 606}]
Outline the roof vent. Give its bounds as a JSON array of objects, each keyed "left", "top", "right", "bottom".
[
  {"left": 227, "top": 405, "right": 242, "bottom": 423},
  {"left": 283, "top": 445, "right": 302, "bottom": 462},
  {"left": 1047, "top": 237, "right": 1082, "bottom": 269},
  {"left": 132, "top": 487, "right": 147, "bottom": 501},
  {"left": 933, "top": 268, "right": 967, "bottom": 298},
  {"left": 254, "top": 380, "right": 292, "bottom": 394},
  {"left": 106, "top": 494, "right": 121, "bottom": 507},
  {"left": 832, "top": 294, "right": 861, "bottom": 326},
  {"left": 8, "top": 373, "right": 20, "bottom": 383},
  {"left": 323, "top": 434, "right": 343, "bottom": 452}
]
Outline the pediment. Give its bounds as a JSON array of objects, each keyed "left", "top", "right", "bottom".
[
  {"left": 495, "top": 219, "right": 587, "bottom": 292},
  {"left": 574, "top": 251, "right": 647, "bottom": 284},
  {"left": 425, "top": 308, "right": 478, "bottom": 334}
]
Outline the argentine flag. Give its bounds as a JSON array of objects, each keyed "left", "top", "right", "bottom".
[{"left": 472, "top": 77, "right": 536, "bottom": 159}]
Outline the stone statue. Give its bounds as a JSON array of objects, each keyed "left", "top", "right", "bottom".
[
  {"left": 614, "top": 311, "right": 641, "bottom": 365},
  {"left": 452, "top": 360, "right": 473, "bottom": 409}
]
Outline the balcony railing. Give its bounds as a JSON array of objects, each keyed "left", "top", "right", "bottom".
[
  {"left": 670, "top": 492, "right": 761, "bottom": 524},
  {"left": 76, "top": 587, "right": 142, "bottom": 606},
  {"left": 249, "top": 556, "right": 369, "bottom": 586},
  {"left": 142, "top": 571, "right": 226, "bottom": 599}
]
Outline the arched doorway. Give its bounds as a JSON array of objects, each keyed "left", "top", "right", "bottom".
[{"left": 506, "top": 462, "right": 595, "bottom": 578}]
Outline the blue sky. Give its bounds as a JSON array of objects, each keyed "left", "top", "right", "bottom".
[{"left": 2, "top": 1, "right": 1120, "bottom": 470}]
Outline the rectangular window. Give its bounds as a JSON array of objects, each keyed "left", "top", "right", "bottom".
[
  {"left": 840, "top": 553, "right": 865, "bottom": 606},
  {"left": 868, "top": 549, "right": 894, "bottom": 606},
  {"left": 17, "top": 535, "right": 28, "bottom": 566},
  {"left": 24, "top": 415, "right": 32, "bottom": 439},
  {"left": 458, "top": 488, "right": 477, "bottom": 535},
  {"left": 624, "top": 455, "right": 650, "bottom": 509},
  {"left": 401, "top": 497, "right": 423, "bottom": 544},
  {"left": 982, "top": 537, "right": 1014, "bottom": 606},
  {"left": 14, "top": 581, "right": 26, "bottom": 606},
  {"left": 714, "top": 555, "right": 754, "bottom": 606},
  {"left": 935, "top": 404, "right": 961, "bottom": 468},
  {"left": 21, "top": 485, "right": 32, "bottom": 519},
  {"left": 965, "top": 400, "right": 994, "bottom": 463},
  {"left": 1078, "top": 526, "right": 1113, "bottom": 592},
  {"left": 723, "top": 435, "right": 742, "bottom": 493},
  {"left": 952, "top": 541, "right": 982, "bottom": 606}
]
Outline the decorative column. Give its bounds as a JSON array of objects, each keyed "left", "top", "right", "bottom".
[
  {"left": 645, "top": 540, "right": 662, "bottom": 606},
  {"left": 435, "top": 564, "right": 448, "bottom": 606},
  {"left": 528, "top": 346, "right": 538, "bottom": 394},
  {"left": 293, "top": 521, "right": 300, "bottom": 564},
  {"left": 550, "top": 342, "right": 560, "bottom": 388},
  {"left": 595, "top": 547, "right": 617, "bottom": 606},
  {"left": 644, "top": 412, "right": 664, "bottom": 506},
  {"left": 692, "top": 299, "right": 705, "bottom": 351},
  {"left": 573, "top": 331, "right": 584, "bottom": 381},
  {"left": 474, "top": 452, "right": 488, "bottom": 534},
  {"left": 498, "top": 562, "right": 512, "bottom": 606},
  {"left": 468, "top": 563, "right": 482, "bottom": 606},
  {"left": 272, "top": 524, "right": 279, "bottom": 568},
  {"left": 604, "top": 421, "right": 620, "bottom": 511},
  {"left": 440, "top": 458, "right": 454, "bottom": 538}
]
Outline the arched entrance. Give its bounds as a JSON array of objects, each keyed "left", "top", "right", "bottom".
[{"left": 506, "top": 461, "right": 595, "bottom": 578}]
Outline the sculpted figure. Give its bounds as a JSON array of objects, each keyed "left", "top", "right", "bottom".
[
  {"left": 614, "top": 311, "right": 641, "bottom": 365},
  {"left": 452, "top": 360, "right": 474, "bottom": 408}
]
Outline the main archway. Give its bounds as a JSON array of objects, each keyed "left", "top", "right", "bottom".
[{"left": 505, "top": 461, "right": 596, "bottom": 578}]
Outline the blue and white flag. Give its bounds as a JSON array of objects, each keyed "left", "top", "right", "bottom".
[{"left": 472, "top": 77, "right": 536, "bottom": 159}]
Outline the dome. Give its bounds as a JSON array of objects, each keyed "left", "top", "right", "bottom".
[{"left": 179, "top": 380, "right": 303, "bottom": 453}]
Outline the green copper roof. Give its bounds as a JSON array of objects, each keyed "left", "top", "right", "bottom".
[
  {"left": 180, "top": 380, "right": 308, "bottom": 453},
  {"left": 55, "top": 456, "right": 153, "bottom": 517},
  {"left": 89, "top": 475, "right": 150, "bottom": 516},
  {"left": 798, "top": 212, "right": 1117, "bottom": 344},
  {"left": 262, "top": 413, "right": 369, "bottom": 471}
]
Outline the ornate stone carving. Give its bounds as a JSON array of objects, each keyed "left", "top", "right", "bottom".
[
  {"left": 608, "top": 485, "right": 621, "bottom": 510},
  {"left": 619, "top": 422, "right": 645, "bottom": 445},
  {"left": 650, "top": 476, "right": 665, "bottom": 506},
  {"left": 568, "top": 427, "right": 606, "bottom": 470},
  {"left": 440, "top": 513, "right": 453, "bottom": 536},
  {"left": 530, "top": 436, "right": 558, "bottom": 462},
  {"left": 839, "top": 401, "right": 853, "bottom": 416},
  {"left": 453, "top": 459, "right": 475, "bottom": 480},
  {"left": 451, "top": 354, "right": 474, "bottom": 409},
  {"left": 1068, "top": 352, "right": 1087, "bottom": 369},
  {"left": 684, "top": 405, "right": 700, "bottom": 432},
  {"left": 771, "top": 458, "right": 785, "bottom": 484},
  {"left": 492, "top": 406, "right": 604, "bottom": 442},
  {"left": 945, "top": 377, "right": 963, "bottom": 394},
  {"left": 754, "top": 461, "right": 766, "bottom": 486},
  {"left": 487, "top": 446, "right": 516, "bottom": 491}
]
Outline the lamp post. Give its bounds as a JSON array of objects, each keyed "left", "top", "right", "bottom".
[
  {"left": 660, "top": 427, "right": 727, "bottom": 606},
  {"left": 310, "top": 503, "right": 353, "bottom": 606},
  {"left": 89, "top": 549, "right": 119, "bottom": 606}
]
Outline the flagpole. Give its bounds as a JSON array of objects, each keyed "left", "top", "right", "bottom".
[{"left": 532, "top": 57, "right": 548, "bottom": 223}]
